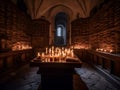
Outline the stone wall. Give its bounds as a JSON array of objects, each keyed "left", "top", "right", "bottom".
[
  {"left": 71, "top": 0, "right": 120, "bottom": 53},
  {"left": 89, "top": 30, "right": 118, "bottom": 51},
  {"left": 31, "top": 19, "right": 50, "bottom": 48},
  {"left": 0, "top": 0, "right": 31, "bottom": 51},
  {"left": 71, "top": 18, "right": 90, "bottom": 49},
  {"left": 89, "top": 0, "right": 120, "bottom": 53}
]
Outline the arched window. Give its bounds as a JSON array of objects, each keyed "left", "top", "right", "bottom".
[
  {"left": 57, "top": 26, "right": 62, "bottom": 36},
  {"left": 55, "top": 12, "right": 67, "bottom": 46}
]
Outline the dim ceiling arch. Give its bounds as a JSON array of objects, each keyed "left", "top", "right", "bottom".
[
  {"left": 76, "top": 0, "right": 104, "bottom": 17},
  {"left": 48, "top": 4, "right": 73, "bottom": 22},
  {"left": 11, "top": 0, "right": 105, "bottom": 20},
  {"left": 23, "top": 0, "right": 43, "bottom": 19}
]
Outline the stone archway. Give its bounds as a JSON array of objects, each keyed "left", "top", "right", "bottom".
[
  {"left": 48, "top": 5, "right": 73, "bottom": 46},
  {"left": 54, "top": 12, "right": 67, "bottom": 46}
]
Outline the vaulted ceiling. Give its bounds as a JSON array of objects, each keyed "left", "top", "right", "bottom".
[{"left": 11, "top": 0, "right": 104, "bottom": 21}]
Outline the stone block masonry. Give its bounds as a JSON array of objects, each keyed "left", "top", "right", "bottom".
[{"left": 71, "top": 0, "right": 120, "bottom": 53}]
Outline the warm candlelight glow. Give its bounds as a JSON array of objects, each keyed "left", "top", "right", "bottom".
[
  {"left": 36, "top": 46, "right": 75, "bottom": 62},
  {"left": 96, "top": 48, "right": 113, "bottom": 53},
  {"left": 72, "top": 44, "right": 90, "bottom": 49},
  {"left": 12, "top": 42, "right": 32, "bottom": 51},
  {"left": 37, "top": 52, "right": 40, "bottom": 57}
]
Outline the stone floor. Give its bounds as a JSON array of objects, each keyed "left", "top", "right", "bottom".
[
  {"left": 75, "top": 63, "right": 118, "bottom": 90},
  {"left": 0, "top": 63, "right": 118, "bottom": 90}
]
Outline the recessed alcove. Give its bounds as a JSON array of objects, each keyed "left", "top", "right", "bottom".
[{"left": 54, "top": 12, "right": 67, "bottom": 46}]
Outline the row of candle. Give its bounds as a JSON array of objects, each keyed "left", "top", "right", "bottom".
[
  {"left": 12, "top": 44, "right": 32, "bottom": 51},
  {"left": 96, "top": 48, "right": 113, "bottom": 53},
  {"left": 37, "top": 46, "right": 74, "bottom": 61},
  {"left": 71, "top": 44, "right": 89, "bottom": 50}
]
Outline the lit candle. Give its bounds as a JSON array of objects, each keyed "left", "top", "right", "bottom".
[
  {"left": 41, "top": 52, "right": 44, "bottom": 57},
  {"left": 109, "top": 50, "right": 113, "bottom": 53},
  {"left": 37, "top": 52, "right": 40, "bottom": 57},
  {"left": 49, "top": 48, "right": 51, "bottom": 54},
  {"left": 65, "top": 49, "right": 67, "bottom": 53},
  {"left": 96, "top": 48, "right": 98, "bottom": 51},
  {"left": 62, "top": 47, "right": 64, "bottom": 51},
  {"left": 71, "top": 52, "right": 74, "bottom": 57},
  {"left": 45, "top": 58, "right": 47, "bottom": 62},
  {"left": 100, "top": 49, "right": 103, "bottom": 52},
  {"left": 52, "top": 46, "right": 54, "bottom": 51},
  {"left": 71, "top": 50, "right": 74, "bottom": 57},
  {"left": 48, "top": 58, "right": 50, "bottom": 62},
  {"left": 104, "top": 49, "right": 107, "bottom": 52}
]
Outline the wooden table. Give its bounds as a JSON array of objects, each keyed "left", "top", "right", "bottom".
[{"left": 30, "top": 57, "right": 82, "bottom": 90}]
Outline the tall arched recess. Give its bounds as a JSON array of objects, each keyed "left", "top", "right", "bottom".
[{"left": 54, "top": 12, "right": 67, "bottom": 46}]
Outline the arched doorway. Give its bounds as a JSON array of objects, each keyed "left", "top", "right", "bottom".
[{"left": 54, "top": 12, "right": 67, "bottom": 46}]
